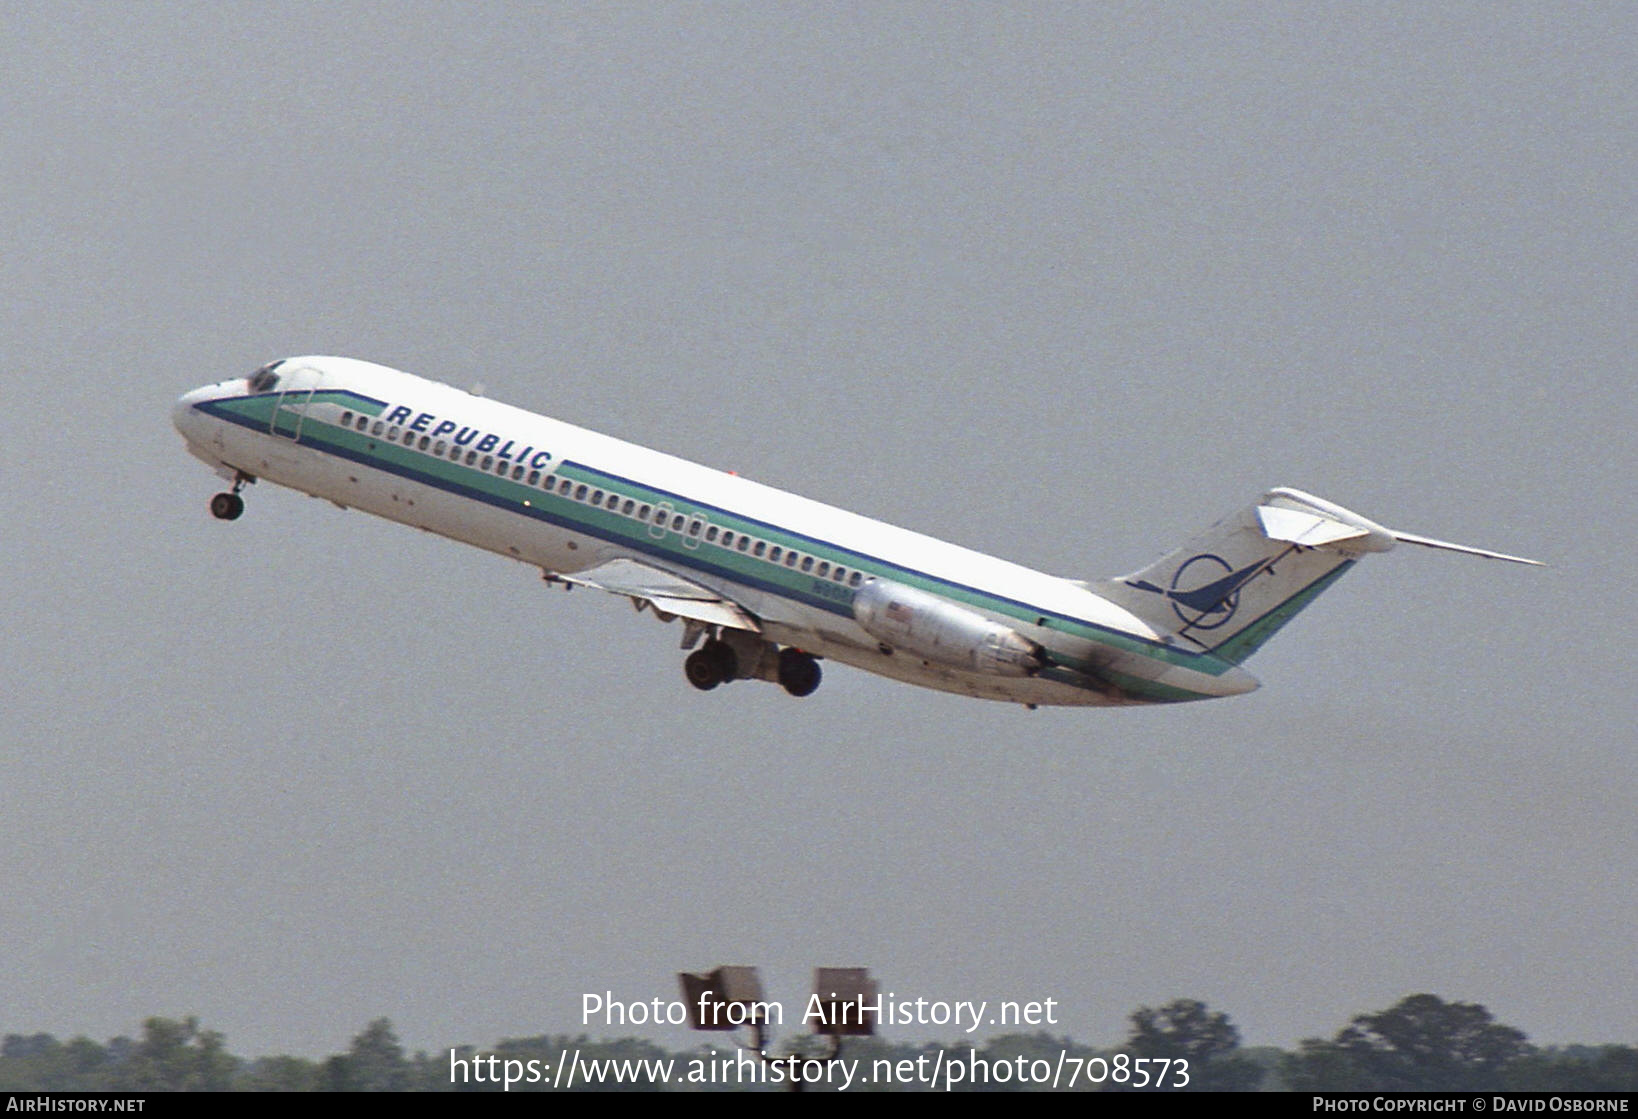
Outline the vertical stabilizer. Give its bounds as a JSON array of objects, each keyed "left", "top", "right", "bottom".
[{"left": 1093, "top": 489, "right": 1397, "bottom": 665}]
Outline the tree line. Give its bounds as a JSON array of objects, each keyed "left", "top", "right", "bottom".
[{"left": 3, "top": 994, "right": 1634, "bottom": 1091}]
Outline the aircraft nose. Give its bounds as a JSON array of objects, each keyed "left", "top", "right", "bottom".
[{"left": 172, "top": 384, "right": 217, "bottom": 441}]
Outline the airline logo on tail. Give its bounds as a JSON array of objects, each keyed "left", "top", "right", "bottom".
[{"left": 1126, "top": 553, "right": 1269, "bottom": 630}]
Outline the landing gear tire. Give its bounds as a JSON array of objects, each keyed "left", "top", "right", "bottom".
[
  {"left": 210, "top": 492, "right": 245, "bottom": 521},
  {"left": 777, "top": 648, "right": 822, "bottom": 697},
  {"left": 684, "top": 640, "right": 738, "bottom": 691}
]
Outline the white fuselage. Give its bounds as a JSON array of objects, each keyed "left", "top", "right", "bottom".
[{"left": 174, "top": 356, "right": 1260, "bottom": 706}]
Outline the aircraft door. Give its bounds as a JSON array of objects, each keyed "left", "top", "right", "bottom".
[{"left": 270, "top": 367, "right": 325, "bottom": 441}]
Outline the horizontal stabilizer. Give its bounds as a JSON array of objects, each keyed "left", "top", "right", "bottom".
[
  {"left": 559, "top": 557, "right": 762, "bottom": 631},
  {"left": 1256, "top": 504, "right": 1371, "bottom": 548},
  {"left": 1388, "top": 531, "right": 1544, "bottom": 566}
]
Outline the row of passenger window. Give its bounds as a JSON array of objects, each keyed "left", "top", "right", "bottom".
[
  {"left": 338, "top": 409, "right": 865, "bottom": 590},
  {"left": 554, "top": 478, "right": 866, "bottom": 589}
]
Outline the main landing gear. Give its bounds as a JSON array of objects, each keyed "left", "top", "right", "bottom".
[
  {"left": 776, "top": 647, "right": 822, "bottom": 697},
  {"left": 683, "top": 636, "right": 823, "bottom": 697},
  {"left": 684, "top": 639, "right": 738, "bottom": 691},
  {"left": 209, "top": 472, "right": 253, "bottom": 521}
]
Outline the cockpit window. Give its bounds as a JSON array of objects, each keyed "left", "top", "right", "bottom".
[{"left": 248, "top": 360, "right": 285, "bottom": 392}]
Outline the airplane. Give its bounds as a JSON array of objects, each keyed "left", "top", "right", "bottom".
[{"left": 173, "top": 356, "right": 1541, "bottom": 708}]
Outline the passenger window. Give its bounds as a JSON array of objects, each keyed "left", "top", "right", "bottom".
[
  {"left": 388, "top": 427, "right": 400, "bottom": 440},
  {"left": 717, "top": 530, "right": 730, "bottom": 546},
  {"left": 688, "top": 520, "right": 702, "bottom": 537},
  {"left": 671, "top": 515, "right": 685, "bottom": 531},
  {"left": 357, "top": 416, "right": 369, "bottom": 431},
  {"left": 466, "top": 450, "right": 477, "bottom": 465},
  {"left": 622, "top": 499, "right": 635, "bottom": 515},
  {"left": 372, "top": 421, "right": 384, "bottom": 435},
  {"left": 753, "top": 541, "right": 766, "bottom": 557},
  {"left": 769, "top": 547, "right": 783, "bottom": 563},
  {"left": 435, "top": 441, "right": 446, "bottom": 455},
  {"left": 528, "top": 470, "right": 540, "bottom": 485},
  {"left": 341, "top": 411, "right": 353, "bottom": 425},
  {"left": 511, "top": 464, "right": 523, "bottom": 480},
  {"left": 816, "top": 562, "right": 829, "bottom": 578},
  {"left": 592, "top": 489, "right": 604, "bottom": 504},
  {"left": 737, "top": 537, "right": 749, "bottom": 552},
  {"left": 849, "top": 572, "right": 863, "bottom": 587},
  {"left": 833, "top": 567, "right": 846, "bottom": 582},
  {"left": 419, "top": 436, "right": 430, "bottom": 450},
  {"left": 786, "top": 553, "right": 798, "bottom": 568},
  {"left": 639, "top": 504, "right": 651, "bottom": 518},
  {"left": 575, "top": 485, "right": 588, "bottom": 501},
  {"left": 482, "top": 456, "right": 494, "bottom": 470}
]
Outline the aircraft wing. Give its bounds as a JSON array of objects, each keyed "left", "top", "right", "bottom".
[{"left": 557, "top": 557, "right": 762, "bottom": 632}]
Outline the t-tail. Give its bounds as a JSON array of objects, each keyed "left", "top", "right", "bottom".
[{"left": 1093, "top": 488, "right": 1542, "bottom": 666}]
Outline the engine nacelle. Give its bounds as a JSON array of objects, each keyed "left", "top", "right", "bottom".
[{"left": 852, "top": 578, "right": 1043, "bottom": 677}]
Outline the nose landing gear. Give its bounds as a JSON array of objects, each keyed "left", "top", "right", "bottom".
[
  {"left": 209, "top": 471, "right": 254, "bottom": 521},
  {"left": 209, "top": 492, "right": 244, "bottom": 520}
]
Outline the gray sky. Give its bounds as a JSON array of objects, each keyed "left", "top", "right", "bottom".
[{"left": 4, "top": 2, "right": 1634, "bottom": 1060}]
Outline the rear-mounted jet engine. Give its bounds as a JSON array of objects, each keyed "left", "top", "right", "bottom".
[{"left": 852, "top": 578, "right": 1044, "bottom": 676}]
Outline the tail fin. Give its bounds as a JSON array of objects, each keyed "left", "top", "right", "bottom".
[{"left": 1093, "top": 488, "right": 1401, "bottom": 665}]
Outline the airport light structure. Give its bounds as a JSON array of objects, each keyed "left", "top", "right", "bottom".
[{"left": 678, "top": 965, "right": 877, "bottom": 1085}]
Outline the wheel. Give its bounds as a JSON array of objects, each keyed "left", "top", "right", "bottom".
[
  {"left": 708, "top": 640, "right": 738, "bottom": 682},
  {"left": 685, "top": 640, "right": 739, "bottom": 691},
  {"left": 210, "top": 492, "right": 245, "bottom": 520},
  {"left": 685, "top": 646, "right": 725, "bottom": 690},
  {"left": 777, "top": 648, "right": 822, "bottom": 697}
]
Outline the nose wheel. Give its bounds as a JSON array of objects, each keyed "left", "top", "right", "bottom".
[{"left": 208, "top": 471, "right": 254, "bottom": 521}]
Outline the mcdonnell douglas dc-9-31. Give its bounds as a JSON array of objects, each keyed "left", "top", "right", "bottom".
[{"left": 173, "top": 357, "right": 1540, "bottom": 708}]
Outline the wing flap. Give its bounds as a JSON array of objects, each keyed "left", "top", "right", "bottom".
[{"left": 558, "top": 557, "right": 762, "bottom": 632}]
